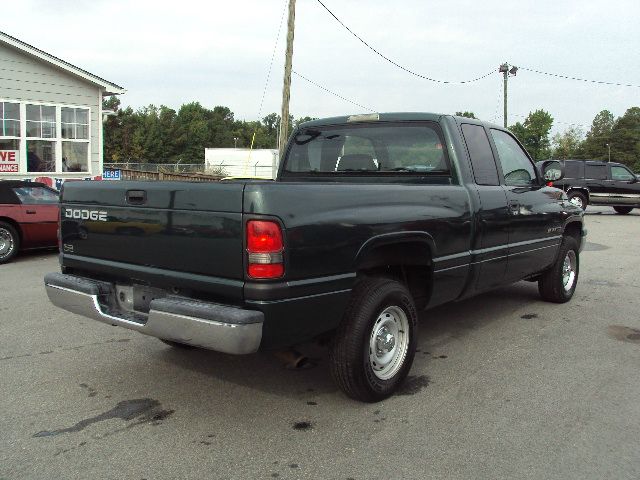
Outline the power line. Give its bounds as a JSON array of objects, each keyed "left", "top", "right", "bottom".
[
  {"left": 512, "top": 113, "right": 589, "bottom": 129},
  {"left": 256, "top": 0, "right": 289, "bottom": 120},
  {"left": 519, "top": 66, "right": 640, "bottom": 88},
  {"left": 292, "top": 70, "right": 375, "bottom": 112},
  {"left": 314, "top": 0, "right": 495, "bottom": 84}
]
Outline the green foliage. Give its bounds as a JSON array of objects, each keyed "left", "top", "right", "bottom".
[
  {"left": 102, "top": 97, "right": 640, "bottom": 172},
  {"left": 579, "top": 110, "right": 615, "bottom": 160},
  {"left": 608, "top": 107, "right": 640, "bottom": 169},
  {"left": 509, "top": 109, "right": 554, "bottom": 160},
  {"left": 551, "top": 126, "right": 584, "bottom": 159},
  {"left": 102, "top": 98, "right": 312, "bottom": 163}
]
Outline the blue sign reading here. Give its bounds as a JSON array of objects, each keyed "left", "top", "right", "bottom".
[{"left": 103, "top": 169, "right": 121, "bottom": 180}]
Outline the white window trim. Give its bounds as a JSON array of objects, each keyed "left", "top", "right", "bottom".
[
  {"left": 0, "top": 100, "right": 21, "bottom": 138},
  {"left": 0, "top": 98, "right": 91, "bottom": 175}
]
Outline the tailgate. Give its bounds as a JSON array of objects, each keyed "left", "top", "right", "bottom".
[{"left": 60, "top": 181, "right": 245, "bottom": 280}]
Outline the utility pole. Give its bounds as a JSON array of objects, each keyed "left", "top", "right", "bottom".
[
  {"left": 606, "top": 143, "right": 611, "bottom": 162},
  {"left": 499, "top": 63, "right": 518, "bottom": 128},
  {"left": 278, "top": 0, "right": 296, "bottom": 160}
]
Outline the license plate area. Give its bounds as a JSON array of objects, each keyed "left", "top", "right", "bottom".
[{"left": 115, "top": 284, "right": 168, "bottom": 314}]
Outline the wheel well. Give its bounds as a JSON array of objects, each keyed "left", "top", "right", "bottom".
[
  {"left": 356, "top": 242, "right": 432, "bottom": 310},
  {"left": 564, "top": 222, "right": 583, "bottom": 250},
  {"left": 567, "top": 187, "right": 589, "bottom": 201},
  {"left": 0, "top": 217, "right": 23, "bottom": 243}
]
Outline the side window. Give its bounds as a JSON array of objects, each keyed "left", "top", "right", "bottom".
[
  {"left": 564, "top": 161, "right": 582, "bottom": 179},
  {"left": 461, "top": 124, "right": 499, "bottom": 185},
  {"left": 12, "top": 186, "right": 59, "bottom": 205},
  {"left": 611, "top": 166, "right": 634, "bottom": 181},
  {"left": 585, "top": 164, "right": 607, "bottom": 180},
  {"left": 490, "top": 129, "right": 537, "bottom": 186}
]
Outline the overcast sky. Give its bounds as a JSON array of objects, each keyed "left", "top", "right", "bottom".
[{"left": 4, "top": 0, "right": 639, "bottom": 133}]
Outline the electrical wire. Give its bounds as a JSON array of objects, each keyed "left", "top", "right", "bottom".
[
  {"left": 243, "top": 0, "right": 289, "bottom": 175},
  {"left": 292, "top": 70, "right": 375, "bottom": 112},
  {"left": 519, "top": 66, "right": 640, "bottom": 88},
  {"left": 314, "top": 0, "right": 495, "bottom": 84},
  {"left": 256, "top": 0, "right": 289, "bottom": 119},
  {"left": 511, "top": 113, "right": 589, "bottom": 129},
  {"left": 491, "top": 75, "right": 504, "bottom": 124}
]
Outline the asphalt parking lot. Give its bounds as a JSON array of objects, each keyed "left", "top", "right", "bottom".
[{"left": 1, "top": 206, "right": 639, "bottom": 480}]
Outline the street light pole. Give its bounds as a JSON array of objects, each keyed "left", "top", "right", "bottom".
[
  {"left": 498, "top": 63, "right": 518, "bottom": 128},
  {"left": 606, "top": 143, "right": 611, "bottom": 162}
]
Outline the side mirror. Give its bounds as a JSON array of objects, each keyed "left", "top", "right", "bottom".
[{"left": 539, "top": 160, "right": 564, "bottom": 183}]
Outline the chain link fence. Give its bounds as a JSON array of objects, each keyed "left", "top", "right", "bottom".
[
  {"left": 104, "top": 162, "right": 274, "bottom": 178},
  {"left": 104, "top": 163, "right": 207, "bottom": 174}
]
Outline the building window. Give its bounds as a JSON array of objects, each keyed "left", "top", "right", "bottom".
[
  {"left": 26, "top": 104, "right": 56, "bottom": 139},
  {"left": 61, "top": 107, "right": 89, "bottom": 140},
  {"left": 27, "top": 140, "right": 56, "bottom": 172},
  {"left": 1, "top": 102, "right": 20, "bottom": 137},
  {"left": 61, "top": 107, "right": 90, "bottom": 172},
  {"left": 0, "top": 101, "right": 92, "bottom": 174},
  {"left": 62, "top": 142, "right": 88, "bottom": 171}
]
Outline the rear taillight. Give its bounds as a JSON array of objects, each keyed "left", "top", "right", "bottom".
[{"left": 246, "top": 220, "right": 284, "bottom": 279}]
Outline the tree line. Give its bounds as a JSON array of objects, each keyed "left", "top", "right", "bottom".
[
  {"left": 102, "top": 97, "right": 314, "bottom": 164},
  {"left": 103, "top": 98, "right": 640, "bottom": 171}
]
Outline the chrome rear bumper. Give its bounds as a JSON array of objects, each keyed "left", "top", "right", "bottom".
[{"left": 44, "top": 273, "right": 263, "bottom": 354}]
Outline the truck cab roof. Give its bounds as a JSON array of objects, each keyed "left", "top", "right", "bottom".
[{"left": 298, "top": 112, "right": 503, "bottom": 129}]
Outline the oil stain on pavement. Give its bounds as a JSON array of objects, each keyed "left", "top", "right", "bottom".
[
  {"left": 608, "top": 325, "right": 640, "bottom": 344},
  {"left": 33, "top": 398, "right": 174, "bottom": 437},
  {"left": 292, "top": 421, "right": 313, "bottom": 431}
]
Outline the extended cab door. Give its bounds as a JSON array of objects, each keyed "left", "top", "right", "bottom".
[
  {"left": 460, "top": 123, "right": 508, "bottom": 292},
  {"left": 608, "top": 164, "right": 640, "bottom": 205},
  {"left": 488, "top": 129, "right": 563, "bottom": 283}
]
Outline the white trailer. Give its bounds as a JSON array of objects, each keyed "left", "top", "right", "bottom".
[{"left": 204, "top": 148, "right": 278, "bottom": 179}]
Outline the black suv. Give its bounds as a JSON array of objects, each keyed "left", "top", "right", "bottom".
[{"left": 551, "top": 160, "right": 640, "bottom": 214}]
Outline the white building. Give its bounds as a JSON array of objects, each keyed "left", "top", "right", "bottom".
[
  {"left": 0, "top": 31, "right": 124, "bottom": 188},
  {"left": 205, "top": 148, "right": 278, "bottom": 179}
]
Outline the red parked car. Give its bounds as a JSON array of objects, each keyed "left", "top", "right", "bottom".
[{"left": 0, "top": 181, "right": 59, "bottom": 264}]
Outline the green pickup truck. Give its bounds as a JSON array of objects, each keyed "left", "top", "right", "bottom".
[{"left": 45, "top": 112, "right": 586, "bottom": 402}]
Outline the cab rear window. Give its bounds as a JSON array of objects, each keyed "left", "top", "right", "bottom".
[{"left": 284, "top": 122, "right": 450, "bottom": 175}]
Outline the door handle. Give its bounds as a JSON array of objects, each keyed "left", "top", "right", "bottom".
[
  {"left": 26, "top": 210, "right": 37, "bottom": 214},
  {"left": 508, "top": 200, "right": 520, "bottom": 215},
  {"left": 126, "top": 190, "right": 147, "bottom": 205}
]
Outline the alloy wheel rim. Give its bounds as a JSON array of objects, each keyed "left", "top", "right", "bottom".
[
  {"left": 562, "top": 250, "right": 577, "bottom": 292},
  {"left": 569, "top": 196, "right": 583, "bottom": 208},
  {"left": 369, "top": 306, "right": 410, "bottom": 380},
  {"left": 0, "top": 228, "right": 13, "bottom": 258}
]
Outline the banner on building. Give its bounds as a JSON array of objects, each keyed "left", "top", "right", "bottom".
[{"left": 0, "top": 150, "right": 19, "bottom": 173}]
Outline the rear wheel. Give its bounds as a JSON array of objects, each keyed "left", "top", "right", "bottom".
[
  {"left": 539, "top": 236, "right": 579, "bottom": 303},
  {"left": 567, "top": 191, "right": 587, "bottom": 210},
  {"left": 613, "top": 206, "right": 633, "bottom": 215},
  {"left": 0, "top": 222, "right": 19, "bottom": 265},
  {"left": 329, "top": 276, "right": 417, "bottom": 402}
]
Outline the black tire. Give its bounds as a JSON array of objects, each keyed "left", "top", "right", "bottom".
[
  {"left": 567, "top": 191, "right": 587, "bottom": 211},
  {"left": 613, "top": 206, "right": 633, "bottom": 215},
  {"left": 159, "top": 339, "right": 195, "bottom": 349},
  {"left": 0, "top": 221, "right": 20, "bottom": 265},
  {"left": 329, "top": 276, "right": 417, "bottom": 402},
  {"left": 538, "top": 236, "right": 579, "bottom": 303}
]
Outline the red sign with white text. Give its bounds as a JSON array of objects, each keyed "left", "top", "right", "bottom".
[{"left": 0, "top": 150, "right": 19, "bottom": 173}]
